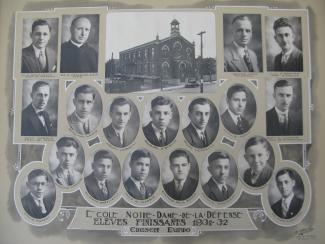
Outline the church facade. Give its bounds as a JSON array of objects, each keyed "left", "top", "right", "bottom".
[{"left": 119, "top": 19, "right": 196, "bottom": 80}]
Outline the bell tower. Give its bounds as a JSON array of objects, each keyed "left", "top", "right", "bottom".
[{"left": 170, "top": 19, "right": 180, "bottom": 36}]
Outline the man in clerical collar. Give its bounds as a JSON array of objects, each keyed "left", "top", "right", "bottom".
[
  {"left": 124, "top": 150, "right": 155, "bottom": 200},
  {"left": 67, "top": 85, "right": 99, "bottom": 135},
  {"left": 60, "top": 15, "right": 98, "bottom": 73},
  {"left": 183, "top": 98, "right": 218, "bottom": 148},
  {"left": 266, "top": 79, "right": 302, "bottom": 136},
  {"left": 163, "top": 149, "right": 198, "bottom": 201},
  {"left": 224, "top": 15, "right": 260, "bottom": 72},
  {"left": 272, "top": 17, "right": 303, "bottom": 72},
  {"left": 52, "top": 137, "right": 82, "bottom": 187},
  {"left": 21, "top": 19, "right": 57, "bottom": 73},
  {"left": 103, "top": 97, "right": 137, "bottom": 148},
  {"left": 84, "top": 150, "right": 114, "bottom": 201},
  {"left": 221, "top": 84, "right": 251, "bottom": 135},
  {"left": 21, "top": 169, "right": 55, "bottom": 219},
  {"left": 203, "top": 151, "right": 235, "bottom": 202},
  {"left": 271, "top": 169, "right": 303, "bottom": 219},
  {"left": 21, "top": 80, "right": 57, "bottom": 136}
]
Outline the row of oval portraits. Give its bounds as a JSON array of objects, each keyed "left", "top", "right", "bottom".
[
  {"left": 65, "top": 84, "right": 256, "bottom": 147},
  {"left": 20, "top": 147, "right": 305, "bottom": 221}
]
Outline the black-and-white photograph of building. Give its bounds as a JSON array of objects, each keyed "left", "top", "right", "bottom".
[{"left": 105, "top": 11, "right": 217, "bottom": 93}]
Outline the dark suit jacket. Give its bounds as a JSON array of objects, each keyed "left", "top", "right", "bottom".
[
  {"left": 21, "top": 103, "right": 57, "bottom": 136},
  {"left": 182, "top": 123, "right": 217, "bottom": 148},
  {"left": 163, "top": 176, "right": 198, "bottom": 201},
  {"left": 103, "top": 123, "right": 137, "bottom": 148},
  {"left": 84, "top": 172, "right": 112, "bottom": 201},
  {"left": 273, "top": 46, "right": 303, "bottom": 72},
  {"left": 221, "top": 110, "right": 250, "bottom": 135},
  {"left": 21, "top": 192, "right": 54, "bottom": 219},
  {"left": 124, "top": 177, "right": 155, "bottom": 200},
  {"left": 266, "top": 107, "right": 303, "bottom": 136},
  {"left": 21, "top": 45, "right": 56, "bottom": 73},
  {"left": 224, "top": 42, "right": 260, "bottom": 72},
  {"left": 60, "top": 41, "right": 98, "bottom": 73},
  {"left": 243, "top": 165, "right": 273, "bottom": 187},
  {"left": 271, "top": 195, "right": 303, "bottom": 219},
  {"left": 143, "top": 122, "right": 177, "bottom": 147},
  {"left": 202, "top": 178, "right": 234, "bottom": 202}
]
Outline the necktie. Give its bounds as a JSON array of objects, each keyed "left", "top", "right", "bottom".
[
  {"left": 100, "top": 182, "right": 109, "bottom": 198},
  {"left": 176, "top": 182, "right": 182, "bottom": 194},
  {"left": 38, "top": 199, "right": 47, "bottom": 214},
  {"left": 140, "top": 182, "right": 146, "bottom": 199},
  {"left": 282, "top": 199, "right": 288, "bottom": 217},
  {"left": 117, "top": 132, "right": 124, "bottom": 147},
  {"left": 67, "top": 170, "right": 74, "bottom": 185},
  {"left": 237, "top": 116, "right": 244, "bottom": 133},
  {"left": 201, "top": 131, "right": 207, "bottom": 147},
  {"left": 159, "top": 130, "right": 166, "bottom": 146},
  {"left": 83, "top": 120, "right": 89, "bottom": 134},
  {"left": 243, "top": 49, "right": 254, "bottom": 72},
  {"left": 39, "top": 50, "right": 46, "bottom": 71},
  {"left": 222, "top": 185, "right": 228, "bottom": 199}
]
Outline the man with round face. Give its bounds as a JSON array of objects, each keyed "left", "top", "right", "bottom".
[
  {"left": 124, "top": 150, "right": 155, "bottom": 200},
  {"left": 272, "top": 17, "right": 303, "bottom": 72},
  {"left": 52, "top": 137, "right": 82, "bottom": 187},
  {"left": 67, "top": 85, "right": 99, "bottom": 135},
  {"left": 183, "top": 98, "right": 218, "bottom": 148},
  {"left": 85, "top": 150, "right": 115, "bottom": 201},
  {"left": 21, "top": 169, "right": 55, "bottom": 219},
  {"left": 103, "top": 97, "right": 137, "bottom": 148},
  {"left": 21, "top": 80, "right": 57, "bottom": 136},
  {"left": 243, "top": 136, "right": 273, "bottom": 187},
  {"left": 143, "top": 96, "right": 177, "bottom": 147},
  {"left": 266, "top": 79, "right": 302, "bottom": 136},
  {"left": 221, "top": 84, "right": 251, "bottom": 135},
  {"left": 271, "top": 169, "right": 303, "bottom": 219},
  {"left": 224, "top": 15, "right": 260, "bottom": 72},
  {"left": 22, "top": 19, "right": 57, "bottom": 73},
  {"left": 163, "top": 150, "right": 198, "bottom": 201},
  {"left": 203, "top": 152, "right": 235, "bottom": 202},
  {"left": 60, "top": 15, "right": 98, "bottom": 73}
]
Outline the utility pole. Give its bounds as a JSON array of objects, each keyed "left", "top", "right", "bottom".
[{"left": 197, "top": 31, "right": 206, "bottom": 93}]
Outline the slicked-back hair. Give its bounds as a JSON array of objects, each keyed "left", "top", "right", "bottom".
[
  {"left": 276, "top": 169, "right": 296, "bottom": 182},
  {"left": 273, "top": 17, "right": 293, "bottom": 32},
  {"left": 93, "top": 150, "right": 113, "bottom": 163},
  {"left": 32, "top": 19, "right": 51, "bottom": 32},
  {"left": 169, "top": 149, "right": 190, "bottom": 165},
  {"left": 56, "top": 136, "right": 79, "bottom": 149},
  {"left": 188, "top": 98, "right": 210, "bottom": 113},
  {"left": 273, "top": 79, "right": 292, "bottom": 91},
  {"left": 226, "top": 84, "right": 247, "bottom": 100},
  {"left": 245, "top": 136, "right": 270, "bottom": 153},
  {"left": 208, "top": 151, "right": 230, "bottom": 166},
  {"left": 27, "top": 169, "right": 49, "bottom": 182},
  {"left": 109, "top": 97, "right": 131, "bottom": 114},
  {"left": 129, "top": 150, "right": 151, "bottom": 166},
  {"left": 151, "top": 96, "right": 173, "bottom": 109},
  {"left": 232, "top": 15, "right": 252, "bottom": 25},
  {"left": 74, "top": 85, "right": 95, "bottom": 100},
  {"left": 31, "top": 81, "right": 50, "bottom": 94}
]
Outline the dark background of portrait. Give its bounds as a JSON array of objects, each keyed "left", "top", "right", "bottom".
[
  {"left": 266, "top": 78, "right": 302, "bottom": 114},
  {"left": 219, "top": 83, "right": 257, "bottom": 128},
  {"left": 162, "top": 149, "right": 199, "bottom": 184},
  {"left": 22, "top": 18, "right": 58, "bottom": 53},
  {"left": 237, "top": 136, "right": 275, "bottom": 180},
  {"left": 142, "top": 96, "right": 180, "bottom": 131},
  {"left": 223, "top": 14, "right": 263, "bottom": 71},
  {"left": 61, "top": 14, "right": 99, "bottom": 51},
  {"left": 66, "top": 84, "right": 103, "bottom": 126},
  {"left": 182, "top": 97, "right": 219, "bottom": 137},
  {"left": 280, "top": 145, "right": 303, "bottom": 167},
  {"left": 20, "top": 169, "right": 56, "bottom": 199},
  {"left": 266, "top": 16, "right": 302, "bottom": 71},
  {"left": 122, "top": 148, "right": 160, "bottom": 192},
  {"left": 22, "top": 79, "right": 58, "bottom": 126},
  {"left": 200, "top": 150, "right": 238, "bottom": 190},
  {"left": 268, "top": 168, "right": 305, "bottom": 205},
  {"left": 102, "top": 97, "right": 140, "bottom": 138},
  {"left": 48, "top": 137, "right": 85, "bottom": 174},
  {"left": 84, "top": 149, "right": 121, "bottom": 196}
]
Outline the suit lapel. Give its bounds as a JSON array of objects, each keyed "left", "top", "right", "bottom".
[
  {"left": 229, "top": 44, "right": 249, "bottom": 72},
  {"left": 28, "top": 105, "right": 48, "bottom": 136},
  {"left": 188, "top": 124, "right": 203, "bottom": 147},
  {"left": 25, "top": 45, "right": 41, "bottom": 73}
]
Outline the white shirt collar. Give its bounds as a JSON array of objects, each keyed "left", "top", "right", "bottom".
[
  {"left": 282, "top": 192, "right": 294, "bottom": 207},
  {"left": 74, "top": 111, "right": 89, "bottom": 123},
  {"left": 32, "top": 45, "right": 45, "bottom": 57},
  {"left": 30, "top": 192, "right": 44, "bottom": 202},
  {"left": 227, "top": 109, "right": 241, "bottom": 125},
  {"left": 31, "top": 104, "right": 44, "bottom": 114},
  {"left": 211, "top": 177, "right": 227, "bottom": 192},
  {"left": 112, "top": 124, "right": 125, "bottom": 135},
  {"left": 174, "top": 178, "right": 186, "bottom": 189},
  {"left": 275, "top": 106, "right": 289, "bottom": 117},
  {"left": 70, "top": 40, "right": 84, "bottom": 48},
  {"left": 130, "top": 176, "right": 144, "bottom": 191},
  {"left": 151, "top": 122, "right": 166, "bottom": 140},
  {"left": 233, "top": 41, "right": 247, "bottom": 58},
  {"left": 190, "top": 122, "right": 206, "bottom": 138}
]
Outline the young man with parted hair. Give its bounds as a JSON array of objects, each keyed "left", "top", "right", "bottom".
[
  {"left": 21, "top": 19, "right": 57, "bottom": 73},
  {"left": 272, "top": 17, "right": 303, "bottom": 72},
  {"left": 224, "top": 15, "right": 260, "bottom": 72}
]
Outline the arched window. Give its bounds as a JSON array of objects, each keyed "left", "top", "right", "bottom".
[
  {"left": 173, "top": 41, "right": 182, "bottom": 51},
  {"left": 162, "top": 45, "right": 169, "bottom": 56},
  {"left": 162, "top": 62, "right": 169, "bottom": 78}
]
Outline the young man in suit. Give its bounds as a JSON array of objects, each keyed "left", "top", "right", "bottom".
[
  {"left": 60, "top": 16, "right": 98, "bottom": 73},
  {"left": 21, "top": 80, "right": 57, "bottom": 136},
  {"left": 224, "top": 15, "right": 260, "bottom": 72},
  {"left": 221, "top": 84, "right": 251, "bottom": 135},
  {"left": 163, "top": 150, "right": 198, "bottom": 201},
  {"left": 272, "top": 17, "right": 303, "bottom": 72},
  {"left": 21, "top": 19, "right": 57, "bottom": 73},
  {"left": 124, "top": 150, "right": 155, "bottom": 200},
  {"left": 103, "top": 97, "right": 137, "bottom": 148},
  {"left": 183, "top": 98, "right": 218, "bottom": 148},
  {"left": 21, "top": 169, "right": 55, "bottom": 219},
  {"left": 266, "top": 79, "right": 303, "bottom": 136},
  {"left": 203, "top": 151, "right": 235, "bottom": 202},
  {"left": 271, "top": 169, "right": 303, "bottom": 219},
  {"left": 67, "top": 85, "right": 99, "bottom": 135},
  {"left": 52, "top": 137, "right": 82, "bottom": 187},
  {"left": 84, "top": 150, "right": 115, "bottom": 201},
  {"left": 143, "top": 96, "right": 177, "bottom": 147}
]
